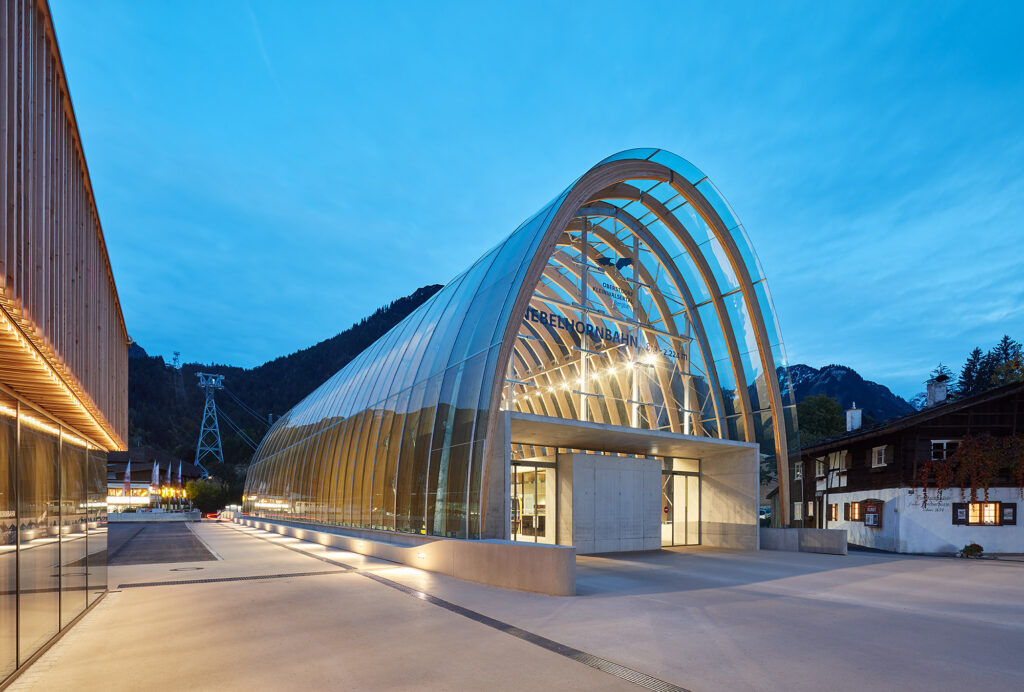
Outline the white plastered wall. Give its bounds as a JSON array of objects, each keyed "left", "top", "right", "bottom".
[{"left": 825, "top": 487, "right": 1023, "bottom": 554}]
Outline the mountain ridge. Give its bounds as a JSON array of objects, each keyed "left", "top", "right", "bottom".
[{"left": 784, "top": 362, "right": 915, "bottom": 421}]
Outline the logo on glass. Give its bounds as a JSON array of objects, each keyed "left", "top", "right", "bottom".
[{"left": 595, "top": 256, "right": 633, "bottom": 271}]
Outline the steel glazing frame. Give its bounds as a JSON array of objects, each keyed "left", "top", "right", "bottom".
[{"left": 242, "top": 149, "right": 797, "bottom": 537}]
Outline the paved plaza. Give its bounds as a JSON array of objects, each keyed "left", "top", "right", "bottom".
[{"left": 9, "top": 521, "right": 1024, "bottom": 691}]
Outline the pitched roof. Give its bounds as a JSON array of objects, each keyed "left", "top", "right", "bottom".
[{"left": 799, "top": 380, "right": 1024, "bottom": 455}]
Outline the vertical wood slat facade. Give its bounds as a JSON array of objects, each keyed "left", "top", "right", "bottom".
[{"left": 0, "top": 0, "right": 127, "bottom": 450}]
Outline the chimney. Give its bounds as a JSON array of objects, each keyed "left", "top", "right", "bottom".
[
  {"left": 846, "top": 402, "right": 862, "bottom": 432},
  {"left": 926, "top": 375, "right": 949, "bottom": 407}
]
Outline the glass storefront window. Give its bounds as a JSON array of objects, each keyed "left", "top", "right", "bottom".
[{"left": 511, "top": 464, "right": 555, "bottom": 544}]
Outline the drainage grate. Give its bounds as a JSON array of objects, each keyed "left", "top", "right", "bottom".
[
  {"left": 117, "top": 570, "right": 349, "bottom": 589},
  {"left": 227, "top": 523, "right": 689, "bottom": 692}
]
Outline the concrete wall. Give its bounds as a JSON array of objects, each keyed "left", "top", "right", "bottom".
[
  {"left": 760, "top": 528, "right": 847, "bottom": 555},
  {"left": 237, "top": 517, "right": 576, "bottom": 596},
  {"left": 556, "top": 453, "right": 661, "bottom": 554},
  {"left": 109, "top": 511, "right": 201, "bottom": 522},
  {"left": 700, "top": 446, "right": 759, "bottom": 549},
  {"left": 826, "top": 487, "right": 1024, "bottom": 554}
]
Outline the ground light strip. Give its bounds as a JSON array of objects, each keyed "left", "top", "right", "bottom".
[{"left": 221, "top": 523, "right": 690, "bottom": 692}]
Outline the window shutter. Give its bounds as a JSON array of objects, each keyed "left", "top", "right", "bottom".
[
  {"left": 1001, "top": 503, "right": 1016, "bottom": 526},
  {"left": 843, "top": 503, "right": 850, "bottom": 521},
  {"left": 952, "top": 502, "right": 967, "bottom": 525}
]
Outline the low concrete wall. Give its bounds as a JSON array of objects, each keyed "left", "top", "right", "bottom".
[
  {"left": 760, "top": 527, "right": 800, "bottom": 552},
  {"left": 109, "top": 511, "right": 201, "bottom": 522},
  {"left": 238, "top": 517, "right": 576, "bottom": 596},
  {"left": 760, "top": 528, "right": 847, "bottom": 555}
]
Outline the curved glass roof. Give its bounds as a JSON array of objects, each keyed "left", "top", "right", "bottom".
[{"left": 243, "top": 149, "right": 797, "bottom": 537}]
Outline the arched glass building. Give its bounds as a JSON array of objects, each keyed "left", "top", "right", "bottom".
[{"left": 243, "top": 148, "right": 797, "bottom": 546}]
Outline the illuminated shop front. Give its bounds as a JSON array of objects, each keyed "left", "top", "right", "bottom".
[{"left": 243, "top": 148, "right": 797, "bottom": 553}]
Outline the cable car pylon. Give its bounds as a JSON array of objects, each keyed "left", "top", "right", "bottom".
[{"left": 193, "top": 373, "right": 225, "bottom": 478}]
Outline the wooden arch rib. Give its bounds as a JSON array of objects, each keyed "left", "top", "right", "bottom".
[
  {"left": 541, "top": 237, "right": 679, "bottom": 423},
  {"left": 663, "top": 171, "right": 792, "bottom": 522},
  {"left": 518, "top": 254, "right": 636, "bottom": 429},
  {"left": 576, "top": 202, "right": 727, "bottom": 435},
  {"left": 592, "top": 182, "right": 755, "bottom": 443},
  {"left": 483, "top": 157, "right": 793, "bottom": 535},
  {"left": 565, "top": 223, "right": 686, "bottom": 433}
]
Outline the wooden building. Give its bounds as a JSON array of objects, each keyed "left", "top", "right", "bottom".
[
  {"left": 1, "top": 0, "right": 129, "bottom": 682},
  {"left": 795, "top": 381, "right": 1024, "bottom": 554}
]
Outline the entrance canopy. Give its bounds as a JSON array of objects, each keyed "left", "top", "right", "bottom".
[{"left": 510, "top": 412, "right": 756, "bottom": 460}]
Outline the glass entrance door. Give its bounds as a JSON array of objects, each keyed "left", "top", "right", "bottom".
[
  {"left": 511, "top": 464, "right": 555, "bottom": 544},
  {"left": 661, "top": 461, "right": 700, "bottom": 546}
]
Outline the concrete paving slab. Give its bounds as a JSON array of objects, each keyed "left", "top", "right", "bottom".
[
  {"left": 107, "top": 523, "right": 216, "bottom": 566},
  {"left": 379, "top": 546, "right": 1024, "bottom": 691},
  {"left": 9, "top": 523, "right": 636, "bottom": 692},
  {"left": 14, "top": 522, "right": 1024, "bottom": 691}
]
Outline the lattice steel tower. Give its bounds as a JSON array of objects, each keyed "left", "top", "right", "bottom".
[{"left": 193, "top": 373, "right": 225, "bottom": 477}]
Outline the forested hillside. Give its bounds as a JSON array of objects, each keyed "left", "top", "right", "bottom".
[{"left": 127, "top": 285, "right": 442, "bottom": 493}]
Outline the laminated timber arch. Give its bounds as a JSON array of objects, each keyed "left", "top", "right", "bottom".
[
  {"left": 242, "top": 148, "right": 797, "bottom": 538},
  {"left": 487, "top": 152, "right": 795, "bottom": 527}
]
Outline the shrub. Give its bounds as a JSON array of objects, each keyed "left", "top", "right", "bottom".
[{"left": 960, "top": 543, "right": 983, "bottom": 558}]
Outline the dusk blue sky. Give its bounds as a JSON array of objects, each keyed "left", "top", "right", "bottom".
[{"left": 50, "top": 1, "right": 1024, "bottom": 399}]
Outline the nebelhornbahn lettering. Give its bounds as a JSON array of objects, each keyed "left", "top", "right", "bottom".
[{"left": 525, "top": 307, "right": 638, "bottom": 346}]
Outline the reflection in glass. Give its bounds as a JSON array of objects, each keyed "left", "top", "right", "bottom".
[
  {"left": 0, "top": 397, "right": 15, "bottom": 678},
  {"left": 60, "top": 439, "right": 87, "bottom": 628},
  {"left": 18, "top": 422, "right": 60, "bottom": 664},
  {"left": 87, "top": 449, "right": 107, "bottom": 605},
  {"left": 242, "top": 149, "right": 795, "bottom": 538}
]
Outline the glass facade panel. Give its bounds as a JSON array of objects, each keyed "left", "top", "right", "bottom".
[
  {"left": 243, "top": 148, "right": 794, "bottom": 537},
  {"left": 60, "top": 437, "right": 88, "bottom": 628},
  {"left": 0, "top": 398, "right": 15, "bottom": 679},
  {"left": 86, "top": 448, "right": 107, "bottom": 605},
  {"left": 18, "top": 419, "right": 60, "bottom": 664}
]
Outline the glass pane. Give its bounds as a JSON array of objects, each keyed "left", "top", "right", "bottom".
[
  {"left": 0, "top": 397, "right": 15, "bottom": 678},
  {"left": 60, "top": 436, "right": 88, "bottom": 627},
  {"left": 18, "top": 415, "right": 60, "bottom": 664},
  {"left": 86, "top": 449, "right": 107, "bottom": 605}
]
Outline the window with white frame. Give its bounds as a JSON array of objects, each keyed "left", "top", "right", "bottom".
[
  {"left": 969, "top": 502, "right": 999, "bottom": 526},
  {"left": 793, "top": 502, "right": 803, "bottom": 520},
  {"left": 871, "top": 445, "right": 888, "bottom": 468},
  {"left": 931, "top": 439, "right": 960, "bottom": 461}
]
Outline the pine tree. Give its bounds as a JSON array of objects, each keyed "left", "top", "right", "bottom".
[
  {"left": 928, "top": 363, "right": 954, "bottom": 382},
  {"left": 978, "top": 349, "right": 998, "bottom": 390},
  {"left": 991, "top": 335, "right": 1023, "bottom": 365},
  {"left": 987, "top": 335, "right": 1023, "bottom": 387},
  {"left": 956, "top": 347, "right": 984, "bottom": 397}
]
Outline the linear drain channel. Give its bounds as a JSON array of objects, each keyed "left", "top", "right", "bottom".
[{"left": 224, "top": 523, "right": 690, "bottom": 692}]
